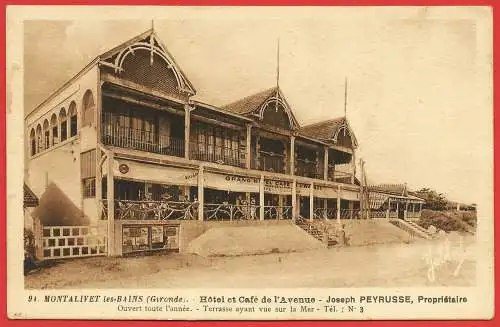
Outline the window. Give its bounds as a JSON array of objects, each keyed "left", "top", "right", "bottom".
[
  {"left": 81, "top": 150, "right": 96, "bottom": 198},
  {"left": 50, "top": 113, "right": 58, "bottom": 146},
  {"left": 83, "top": 178, "right": 96, "bottom": 198},
  {"left": 59, "top": 108, "right": 67, "bottom": 142},
  {"left": 29, "top": 129, "right": 36, "bottom": 156},
  {"left": 82, "top": 90, "right": 95, "bottom": 127},
  {"left": 69, "top": 102, "right": 77, "bottom": 137}
]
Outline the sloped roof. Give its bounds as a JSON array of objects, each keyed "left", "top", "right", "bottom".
[
  {"left": 23, "top": 183, "right": 39, "bottom": 208},
  {"left": 222, "top": 87, "right": 277, "bottom": 115},
  {"left": 369, "top": 184, "right": 407, "bottom": 196},
  {"left": 300, "top": 117, "right": 346, "bottom": 140}
]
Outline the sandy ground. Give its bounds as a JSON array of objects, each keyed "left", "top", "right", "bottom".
[{"left": 25, "top": 235, "right": 476, "bottom": 289}]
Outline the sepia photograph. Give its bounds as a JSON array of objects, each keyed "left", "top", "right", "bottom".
[{"left": 6, "top": 5, "right": 494, "bottom": 320}]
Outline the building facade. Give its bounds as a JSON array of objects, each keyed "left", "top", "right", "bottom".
[{"left": 25, "top": 28, "right": 420, "bottom": 257}]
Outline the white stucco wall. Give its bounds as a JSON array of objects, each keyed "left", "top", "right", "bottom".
[{"left": 25, "top": 64, "right": 99, "bottom": 221}]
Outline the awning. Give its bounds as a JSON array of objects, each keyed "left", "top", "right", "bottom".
[
  {"left": 204, "top": 172, "right": 260, "bottom": 193},
  {"left": 112, "top": 159, "right": 198, "bottom": 186}
]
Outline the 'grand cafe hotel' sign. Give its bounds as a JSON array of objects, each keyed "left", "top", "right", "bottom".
[{"left": 25, "top": 27, "right": 364, "bottom": 257}]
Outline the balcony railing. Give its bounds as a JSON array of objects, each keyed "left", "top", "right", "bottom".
[
  {"left": 100, "top": 200, "right": 197, "bottom": 220},
  {"left": 102, "top": 125, "right": 184, "bottom": 157},
  {"left": 253, "top": 152, "right": 286, "bottom": 174},
  {"left": 190, "top": 142, "right": 243, "bottom": 167},
  {"left": 263, "top": 206, "right": 293, "bottom": 220},
  {"left": 313, "top": 208, "right": 336, "bottom": 219},
  {"left": 296, "top": 158, "right": 322, "bottom": 179},
  {"left": 203, "top": 203, "right": 260, "bottom": 221}
]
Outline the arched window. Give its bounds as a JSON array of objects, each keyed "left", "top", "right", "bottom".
[
  {"left": 35, "top": 124, "right": 42, "bottom": 152},
  {"left": 29, "top": 128, "right": 36, "bottom": 156},
  {"left": 59, "top": 108, "right": 67, "bottom": 142},
  {"left": 82, "top": 90, "right": 95, "bottom": 127},
  {"left": 50, "top": 113, "right": 58, "bottom": 145},
  {"left": 42, "top": 119, "right": 50, "bottom": 149},
  {"left": 69, "top": 101, "right": 77, "bottom": 137}
]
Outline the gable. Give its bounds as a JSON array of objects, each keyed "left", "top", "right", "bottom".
[
  {"left": 99, "top": 29, "right": 196, "bottom": 101},
  {"left": 223, "top": 87, "right": 300, "bottom": 130},
  {"left": 300, "top": 117, "right": 358, "bottom": 148}
]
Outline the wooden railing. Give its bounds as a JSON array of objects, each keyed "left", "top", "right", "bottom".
[
  {"left": 296, "top": 158, "right": 322, "bottom": 179},
  {"left": 313, "top": 208, "right": 336, "bottom": 219},
  {"left": 101, "top": 200, "right": 197, "bottom": 220},
  {"left": 253, "top": 152, "right": 286, "bottom": 173},
  {"left": 190, "top": 142, "right": 243, "bottom": 167},
  {"left": 102, "top": 125, "right": 184, "bottom": 157},
  {"left": 263, "top": 205, "right": 293, "bottom": 220},
  {"left": 203, "top": 203, "right": 260, "bottom": 221}
]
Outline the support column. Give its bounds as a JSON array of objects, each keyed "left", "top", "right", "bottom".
[
  {"left": 396, "top": 202, "right": 399, "bottom": 218},
  {"left": 259, "top": 175, "right": 265, "bottom": 221},
  {"left": 291, "top": 179, "right": 297, "bottom": 222},
  {"left": 386, "top": 198, "right": 391, "bottom": 219},
  {"left": 96, "top": 150, "right": 103, "bottom": 220},
  {"left": 351, "top": 152, "right": 356, "bottom": 184},
  {"left": 197, "top": 165, "right": 204, "bottom": 221},
  {"left": 183, "top": 185, "right": 190, "bottom": 201},
  {"left": 290, "top": 135, "right": 295, "bottom": 175},
  {"left": 337, "top": 185, "right": 341, "bottom": 223},
  {"left": 404, "top": 202, "right": 408, "bottom": 220},
  {"left": 246, "top": 124, "right": 252, "bottom": 169},
  {"left": 309, "top": 182, "right": 314, "bottom": 221},
  {"left": 278, "top": 195, "right": 284, "bottom": 220},
  {"left": 323, "top": 198, "right": 328, "bottom": 220},
  {"left": 106, "top": 151, "right": 115, "bottom": 257},
  {"left": 349, "top": 201, "right": 354, "bottom": 219},
  {"left": 323, "top": 146, "right": 329, "bottom": 181},
  {"left": 184, "top": 104, "right": 192, "bottom": 159}
]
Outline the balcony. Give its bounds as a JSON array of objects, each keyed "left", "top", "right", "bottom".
[
  {"left": 102, "top": 125, "right": 184, "bottom": 157},
  {"left": 252, "top": 152, "right": 286, "bottom": 174},
  {"left": 190, "top": 142, "right": 243, "bottom": 168},
  {"left": 296, "top": 158, "right": 322, "bottom": 179}
]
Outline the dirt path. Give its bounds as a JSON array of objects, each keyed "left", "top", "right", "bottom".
[{"left": 25, "top": 238, "right": 475, "bottom": 289}]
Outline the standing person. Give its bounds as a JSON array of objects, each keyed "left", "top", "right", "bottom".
[{"left": 250, "top": 198, "right": 257, "bottom": 220}]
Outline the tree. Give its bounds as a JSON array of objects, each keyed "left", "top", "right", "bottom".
[{"left": 415, "top": 188, "right": 448, "bottom": 211}]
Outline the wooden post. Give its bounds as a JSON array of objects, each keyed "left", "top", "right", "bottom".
[
  {"left": 349, "top": 201, "right": 354, "bottom": 219},
  {"left": 197, "top": 165, "right": 204, "bottom": 221},
  {"left": 323, "top": 198, "right": 328, "bottom": 220},
  {"left": 291, "top": 179, "right": 297, "bottom": 222},
  {"left": 106, "top": 151, "right": 115, "bottom": 256},
  {"left": 246, "top": 124, "right": 252, "bottom": 169},
  {"left": 184, "top": 104, "right": 192, "bottom": 159},
  {"left": 396, "top": 201, "right": 399, "bottom": 218},
  {"left": 33, "top": 217, "right": 43, "bottom": 260},
  {"left": 386, "top": 198, "right": 391, "bottom": 219},
  {"left": 323, "top": 146, "right": 329, "bottom": 181},
  {"left": 351, "top": 152, "right": 356, "bottom": 184},
  {"left": 290, "top": 135, "right": 295, "bottom": 175},
  {"left": 337, "top": 185, "right": 341, "bottom": 223},
  {"left": 278, "top": 195, "right": 284, "bottom": 220},
  {"left": 308, "top": 185, "right": 314, "bottom": 220},
  {"left": 96, "top": 150, "right": 102, "bottom": 220},
  {"left": 404, "top": 202, "right": 408, "bottom": 220},
  {"left": 259, "top": 175, "right": 265, "bottom": 221}
]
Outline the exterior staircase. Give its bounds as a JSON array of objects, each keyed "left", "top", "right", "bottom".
[
  {"left": 389, "top": 219, "right": 435, "bottom": 240},
  {"left": 295, "top": 217, "right": 339, "bottom": 247}
]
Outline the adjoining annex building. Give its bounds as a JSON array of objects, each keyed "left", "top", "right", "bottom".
[{"left": 25, "top": 28, "right": 424, "bottom": 259}]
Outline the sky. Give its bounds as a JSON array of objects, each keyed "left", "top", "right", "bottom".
[{"left": 22, "top": 7, "right": 492, "bottom": 204}]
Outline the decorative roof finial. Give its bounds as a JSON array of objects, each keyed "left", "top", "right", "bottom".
[
  {"left": 276, "top": 38, "right": 280, "bottom": 90},
  {"left": 275, "top": 38, "right": 280, "bottom": 112},
  {"left": 151, "top": 19, "right": 155, "bottom": 31},
  {"left": 344, "top": 76, "right": 348, "bottom": 119}
]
